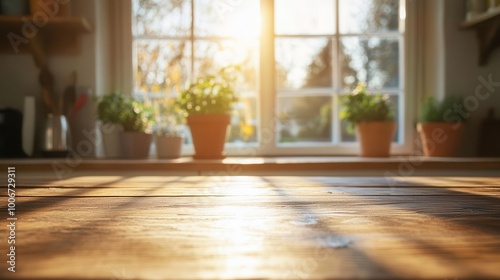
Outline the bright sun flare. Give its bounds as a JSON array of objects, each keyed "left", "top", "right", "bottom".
[{"left": 213, "top": 0, "right": 261, "bottom": 38}]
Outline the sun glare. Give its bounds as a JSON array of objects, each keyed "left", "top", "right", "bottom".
[
  {"left": 231, "top": 14, "right": 261, "bottom": 38},
  {"left": 208, "top": 204, "right": 271, "bottom": 277},
  {"left": 214, "top": 0, "right": 261, "bottom": 38}
]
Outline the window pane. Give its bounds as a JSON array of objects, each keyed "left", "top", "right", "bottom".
[
  {"left": 133, "top": 0, "right": 191, "bottom": 37},
  {"left": 339, "top": 0, "right": 400, "bottom": 34},
  {"left": 276, "top": 38, "right": 333, "bottom": 90},
  {"left": 194, "top": 0, "right": 260, "bottom": 38},
  {"left": 193, "top": 40, "right": 259, "bottom": 91},
  {"left": 339, "top": 94, "right": 400, "bottom": 143},
  {"left": 340, "top": 37, "right": 399, "bottom": 90},
  {"left": 278, "top": 96, "right": 332, "bottom": 143},
  {"left": 135, "top": 40, "right": 192, "bottom": 94},
  {"left": 275, "top": 0, "right": 335, "bottom": 35},
  {"left": 228, "top": 97, "right": 258, "bottom": 144}
]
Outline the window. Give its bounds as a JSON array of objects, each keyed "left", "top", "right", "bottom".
[
  {"left": 132, "top": 0, "right": 260, "bottom": 147},
  {"left": 131, "top": 0, "right": 409, "bottom": 155}
]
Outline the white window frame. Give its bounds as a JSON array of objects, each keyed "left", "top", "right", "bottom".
[{"left": 119, "top": 0, "right": 417, "bottom": 156}]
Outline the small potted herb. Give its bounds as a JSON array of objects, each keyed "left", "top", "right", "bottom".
[
  {"left": 154, "top": 98, "right": 184, "bottom": 159},
  {"left": 340, "top": 83, "right": 396, "bottom": 157},
  {"left": 118, "top": 96, "right": 154, "bottom": 159},
  {"left": 177, "top": 66, "right": 239, "bottom": 159},
  {"left": 97, "top": 92, "right": 126, "bottom": 158},
  {"left": 417, "top": 96, "right": 466, "bottom": 157}
]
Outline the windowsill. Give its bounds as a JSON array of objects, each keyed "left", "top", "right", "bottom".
[{"left": 1, "top": 157, "right": 500, "bottom": 176}]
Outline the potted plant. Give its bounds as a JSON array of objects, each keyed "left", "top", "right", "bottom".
[
  {"left": 417, "top": 97, "right": 466, "bottom": 157},
  {"left": 177, "top": 66, "right": 239, "bottom": 159},
  {"left": 97, "top": 92, "right": 126, "bottom": 158},
  {"left": 118, "top": 96, "right": 154, "bottom": 159},
  {"left": 340, "top": 84, "right": 396, "bottom": 157},
  {"left": 154, "top": 98, "right": 184, "bottom": 159}
]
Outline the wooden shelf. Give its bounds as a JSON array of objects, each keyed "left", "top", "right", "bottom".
[
  {"left": 460, "top": 7, "right": 500, "bottom": 66},
  {"left": 461, "top": 7, "right": 500, "bottom": 29},
  {"left": 0, "top": 16, "right": 91, "bottom": 54}
]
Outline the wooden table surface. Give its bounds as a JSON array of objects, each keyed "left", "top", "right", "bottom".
[{"left": 1, "top": 172, "right": 500, "bottom": 279}]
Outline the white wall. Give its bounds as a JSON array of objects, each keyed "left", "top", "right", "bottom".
[{"left": 443, "top": 0, "right": 500, "bottom": 156}]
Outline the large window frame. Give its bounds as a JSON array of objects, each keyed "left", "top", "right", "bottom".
[{"left": 121, "top": 0, "right": 417, "bottom": 156}]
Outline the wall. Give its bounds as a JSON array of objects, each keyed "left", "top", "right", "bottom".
[
  {"left": 444, "top": 0, "right": 500, "bottom": 156},
  {"left": 0, "top": 0, "right": 113, "bottom": 156}
]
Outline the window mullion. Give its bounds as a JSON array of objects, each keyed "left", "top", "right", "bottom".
[
  {"left": 190, "top": 0, "right": 195, "bottom": 83},
  {"left": 333, "top": 0, "right": 341, "bottom": 144},
  {"left": 259, "top": 0, "right": 276, "bottom": 155}
]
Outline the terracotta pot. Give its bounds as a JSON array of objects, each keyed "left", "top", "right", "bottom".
[
  {"left": 156, "top": 135, "right": 183, "bottom": 159},
  {"left": 417, "top": 122, "right": 465, "bottom": 157},
  {"left": 187, "top": 114, "right": 230, "bottom": 159},
  {"left": 100, "top": 122, "right": 123, "bottom": 158},
  {"left": 356, "top": 121, "right": 396, "bottom": 157},
  {"left": 120, "top": 131, "right": 152, "bottom": 159}
]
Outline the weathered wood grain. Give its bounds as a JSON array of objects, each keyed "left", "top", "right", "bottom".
[{"left": 0, "top": 173, "right": 499, "bottom": 279}]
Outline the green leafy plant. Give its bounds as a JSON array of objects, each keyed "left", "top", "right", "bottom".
[
  {"left": 97, "top": 92, "right": 127, "bottom": 124},
  {"left": 340, "top": 84, "right": 394, "bottom": 131},
  {"left": 177, "top": 66, "right": 240, "bottom": 115},
  {"left": 118, "top": 97, "right": 154, "bottom": 133},
  {"left": 154, "top": 98, "right": 185, "bottom": 136},
  {"left": 419, "top": 96, "right": 466, "bottom": 123},
  {"left": 98, "top": 92, "right": 154, "bottom": 132}
]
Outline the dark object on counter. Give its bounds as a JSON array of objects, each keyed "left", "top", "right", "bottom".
[
  {"left": 0, "top": 0, "right": 29, "bottom": 15},
  {"left": 0, "top": 108, "right": 27, "bottom": 158},
  {"left": 478, "top": 108, "right": 500, "bottom": 157}
]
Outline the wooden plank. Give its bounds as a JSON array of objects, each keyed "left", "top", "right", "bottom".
[
  {"left": 10, "top": 185, "right": 500, "bottom": 197},
  {"left": 0, "top": 16, "right": 92, "bottom": 33},
  {"left": 11, "top": 174, "right": 500, "bottom": 188},
  {"left": 5, "top": 174, "right": 500, "bottom": 197},
  {"left": 460, "top": 6, "right": 500, "bottom": 29},
  {"left": 0, "top": 16, "right": 92, "bottom": 54}
]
